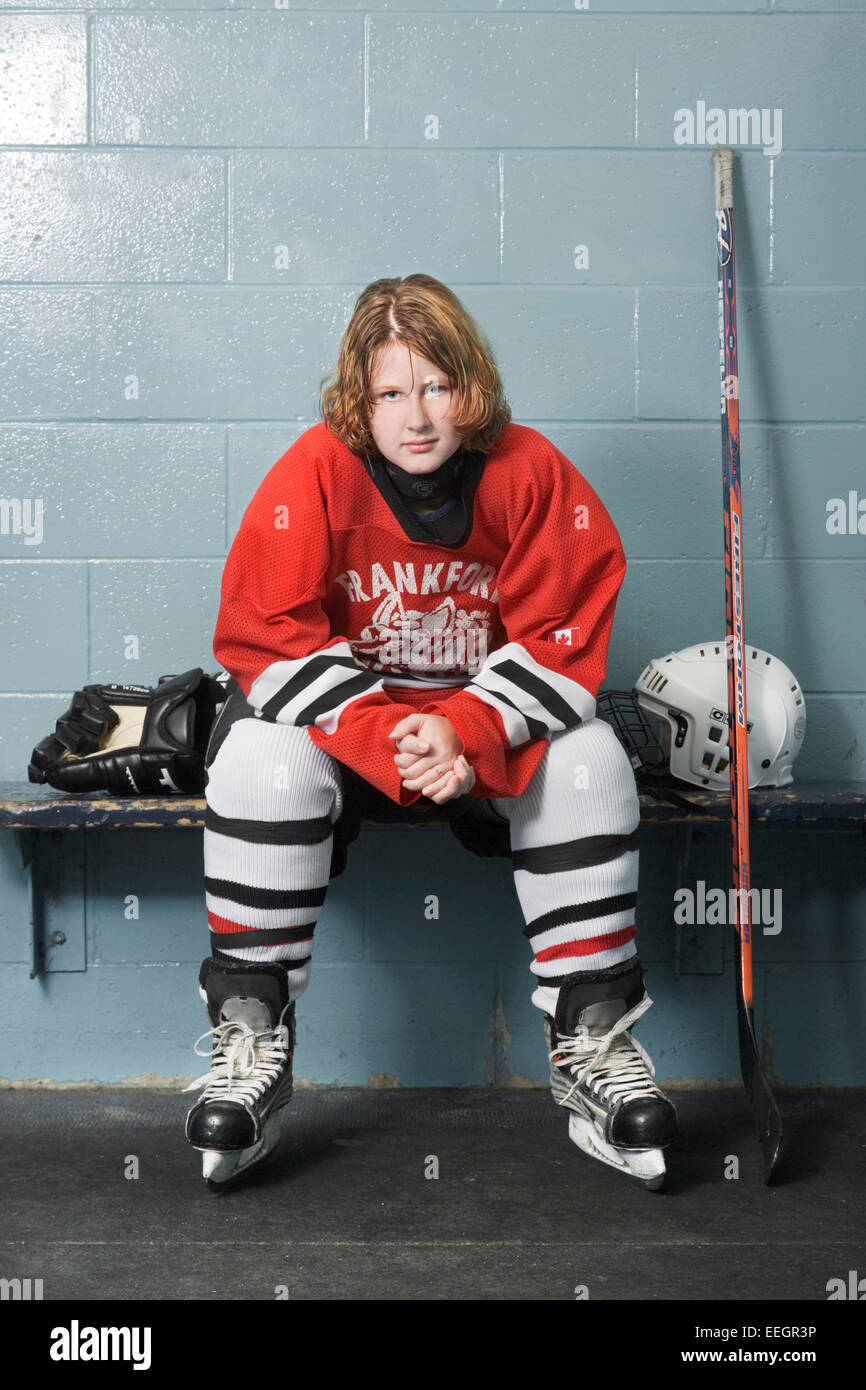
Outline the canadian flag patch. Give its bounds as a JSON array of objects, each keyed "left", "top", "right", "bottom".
[{"left": 550, "top": 626, "right": 581, "bottom": 647}]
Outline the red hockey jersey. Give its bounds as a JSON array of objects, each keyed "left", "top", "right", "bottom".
[{"left": 213, "top": 421, "right": 627, "bottom": 806}]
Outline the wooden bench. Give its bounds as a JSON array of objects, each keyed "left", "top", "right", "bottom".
[{"left": 2, "top": 779, "right": 863, "bottom": 978}]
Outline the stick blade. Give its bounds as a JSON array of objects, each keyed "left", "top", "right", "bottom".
[{"left": 734, "top": 943, "right": 783, "bottom": 1183}]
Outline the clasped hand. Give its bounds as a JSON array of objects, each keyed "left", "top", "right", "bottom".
[{"left": 387, "top": 714, "right": 475, "bottom": 804}]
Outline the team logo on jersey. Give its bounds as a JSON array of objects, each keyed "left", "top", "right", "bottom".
[
  {"left": 550, "top": 626, "right": 582, "bottom": 647},
  {"left": 355, "top": 593, "right": 492, "bottom": 678}
]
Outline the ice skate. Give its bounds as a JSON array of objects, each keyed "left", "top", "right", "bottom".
[
  {"left": 184, "top": 956, "right": 295, "bottom": 1191},
  {"left": 544, "top": 957, "right": 678, "bottom": 1191}
]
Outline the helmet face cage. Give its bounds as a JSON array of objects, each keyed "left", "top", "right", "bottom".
[{"left": 595, "top": 690, "right": 669, "bottom": 778}]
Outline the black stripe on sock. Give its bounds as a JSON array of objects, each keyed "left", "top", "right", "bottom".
[
  {"left": 205, "top": 877, "right": 327, "bottom": 910},
  {"left": 205, "top": 806, "right": 334, "bottom": 846},
  {"left": 212, "top": 927, "right": 314, "bottom": 954},
  {"left": 512, "top": 826, "right": 640, "bottom": 874},
  {"left": 522, "top": 892, "right": 639, "bottom": 941}
]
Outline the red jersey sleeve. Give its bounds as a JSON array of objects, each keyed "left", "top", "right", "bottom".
[
  {"left": 425, "top": 440, "right": 627, "bottom": 794},
  {"left": 212, "top": 441, "right": 426, "bottom": 806}
]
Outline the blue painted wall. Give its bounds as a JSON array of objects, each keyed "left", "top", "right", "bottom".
[{"left": 1, "top": 1, "right": 864, "bottom": 1086}]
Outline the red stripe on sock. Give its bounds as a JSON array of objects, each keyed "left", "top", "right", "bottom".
[
  {"left": 207, "top": 910, "right": 247, "bottom": 935},
  {"left": 205, "top": 909, "right": 312, "bottom": 938},
  {"left": 534, "top": 924, "right": 636, "bottom": 963}
]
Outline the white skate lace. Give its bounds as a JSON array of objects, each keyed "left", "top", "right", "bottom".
[
  {"left": 183, "top": 1019, "right": 290, "bottom": 1107},
  {"left": 550, "top": 995, "right": 660, "bottom": 1111}
]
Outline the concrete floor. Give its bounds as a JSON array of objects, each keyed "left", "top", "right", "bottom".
[{"left": 1, "top": 1085, "right": 864, "bottom": 1307}]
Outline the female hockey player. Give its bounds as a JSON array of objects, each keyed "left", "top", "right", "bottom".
[{"left": 183, "top": 273, "right": 678, "bottom": 1190}]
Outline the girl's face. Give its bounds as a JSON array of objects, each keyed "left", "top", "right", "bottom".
[{"left": 367, "top": 342, "right": 464, "bottom": 474}]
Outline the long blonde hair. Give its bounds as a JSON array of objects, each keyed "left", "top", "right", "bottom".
[{"left": 318, "top": 274, "right": 511, "bottom": 456}]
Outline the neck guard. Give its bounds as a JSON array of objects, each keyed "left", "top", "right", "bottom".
[{"left": 365, "top": 445, "right": 466, "bottom": 502}]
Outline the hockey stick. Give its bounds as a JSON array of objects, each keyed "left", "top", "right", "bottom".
[{"left": 712, "top": 146, "right": 782, "bottom": 1183}]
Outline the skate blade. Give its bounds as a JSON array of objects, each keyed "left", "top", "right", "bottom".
[
  {"left": 198, "top": 1114, "right": 281, "bottom": 1191},
  {"left": 568, "top": 1113, "right": 666, "bottom": 1191}
]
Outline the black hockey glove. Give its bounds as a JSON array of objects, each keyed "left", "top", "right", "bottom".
[{"left": 28, "top": 668, "right": 227, "bottom": 795}]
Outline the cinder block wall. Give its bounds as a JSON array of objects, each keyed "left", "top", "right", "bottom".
[{"left": 1, "top": 1, "right": 864, "bottom": 1086}]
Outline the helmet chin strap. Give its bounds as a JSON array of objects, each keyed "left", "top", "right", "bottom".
[{"left": 366, "top": 445, "right": 466, "bottom": 502}]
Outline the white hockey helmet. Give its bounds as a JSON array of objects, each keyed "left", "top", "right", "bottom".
[{"left": 598, "top": 641, "right": 806, "bottom": 790}]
